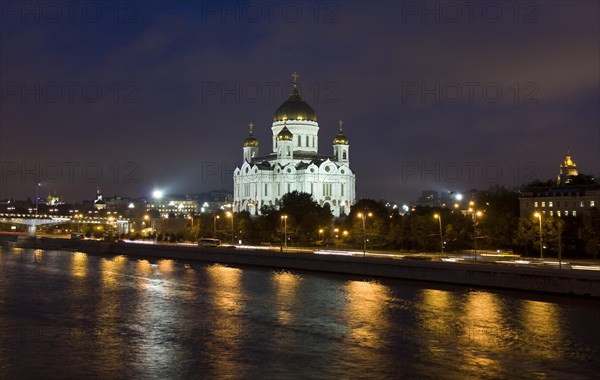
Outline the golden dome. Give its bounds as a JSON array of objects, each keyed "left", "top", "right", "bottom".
[
  {"left": 243, "top": 122, "right": 259, "bottom": 147},
  {"left": 332, "top": 120, "right": 349, "bottom": 145},
  {"left": 276, "top": 126, "right": 293, "bottom": 141},
  {"left": 243, "top": 135, "right": 258, "bottom": 147},
  {"left": 333, "top": 131, "right": 348, "bottom": 145},
  {"left": 273, "top": 78, "right": 317, "bottom": 122}
]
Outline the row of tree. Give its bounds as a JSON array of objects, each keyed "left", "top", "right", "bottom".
[{"left": 184, "top": 189, "right": 599, "bottom": 259}]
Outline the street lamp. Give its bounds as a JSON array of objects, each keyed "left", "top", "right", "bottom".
[
  {"left": 357, "top": 212, "right": 372, "bottom": 256},
  {"left": 534, "top": 212, "right": 543, "bottom": 259},
  {"left": 469, "top": 206, "right": 482, "bottom": 260},
  {"left": 35, "top": 182, "right": 41, "bottom": 215},
  {"left": 213, "top": 215, "right": 220, "bottom": 238},
  {"left": 281, "top": 215, "right": 288, "bottom": 249},
  {"left": 319, "top": 228, "right": 324, "bottom": 246},
  {"left": 226, "top": 212, "right": 234, "bottom": 245},
  {"left": 434, "top": 213, "right": 443, "bottom": 258}
]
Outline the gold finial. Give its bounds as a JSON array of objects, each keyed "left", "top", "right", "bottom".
[
  {"left": 338, "top": 119, "right": 344, "bottom": 131},
  {"left": 248, "top": 122, "right": 254, "bottom": 134},
  {"left": 291, "top": 71, "right": 299, "bottom": 85}
]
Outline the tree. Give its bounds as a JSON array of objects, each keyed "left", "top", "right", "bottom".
[
  {"left": 346, "top": 199, "right": 392, "bottom": 249},
  {"left": 477, "top": 186, "right": 520, "bottom": 250},
  {"left": 514, "top": 216, "right": 536, "bottom": 255},
  {"left": 582, "top": 208, "right": 600, "bottom": 259},
  {"left": 515, "top": 215, "right": 565, "bottom": 257},
  {"left": 278, "top": 191, "right": 332, "bottom": 245}
]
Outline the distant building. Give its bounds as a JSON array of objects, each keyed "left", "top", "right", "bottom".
[
  {"left": 146, "top": 195, "right": 198, "bottom": 217},
  {"left": 557, "top": 151, "right": 579, "bottom": 185},
  {"left": 196, "top": 190, "right": 233, "bottom": 213},
  {"left": 520, "top": 187, "right": 599, "bottom": 217},
  {"left": 416, "top": 191, "right": 439, "bottom": 207},
  {"left": 46, "top": 192, "right": 63, "bottom": 206},
  {"left": 520, "top": 151, "right": 599, "bottom": 217},
  {"left": 233, "top": 73, "right": 356, "bottom": 217},
  {"left": 94, "top": 187, "right": 106, "bottom": 210}
]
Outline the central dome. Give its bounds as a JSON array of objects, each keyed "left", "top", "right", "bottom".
[{"left": 273, "top": 85, "right": 317, "bottom": 122}]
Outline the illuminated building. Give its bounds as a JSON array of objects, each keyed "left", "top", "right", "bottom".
[
  {"left": 233, "top": 73, "right": 356, "bottom": 217},
  {"left": 557, "top": 151, "right": 579, "bottom": 185},
  {"left": 520, "top": 151, "right": 599, "bottom": 217},
  {"left": 93, "top": 187, "right": 107, "bottom": 210},
  {"left": 146, "top": 197, "right": 198, "bottom": 217}
]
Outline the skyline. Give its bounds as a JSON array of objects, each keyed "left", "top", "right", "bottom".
[{"left": 1, "top": 1, "right": 599, "bottom": 202}]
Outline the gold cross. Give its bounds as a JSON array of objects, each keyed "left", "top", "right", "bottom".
[
  {"left": 248, "top": 122, "right": 254, "bottom": 134},
  {"left": 338, "top": 119, "right": 344, "bottom": 130},
  {"left": 291, "top": 71, "right": 299, "bottom": 84}
]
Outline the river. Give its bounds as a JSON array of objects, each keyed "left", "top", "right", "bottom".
[{"left": 0, "top": 248, "right": 598, "bottom": 379}]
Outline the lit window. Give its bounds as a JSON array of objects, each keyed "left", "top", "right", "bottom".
[
  {"left": 573, "top": 210, "right": 577, "bottom": 216},
  {"left": 541, "top": 201, "right": 545, "bottom": 207},
  {"left": 580, "top": 201, "right": 585, "bottom": 207},
  {"left": 565, "top": 210, "right": 569, "bottom": 216},
  {"left": 548, "top": 201, "right": 553, "bottom": 207},
  {"left": 592, "top": 201, "right": 596, "bottom": 207},
  {"left": 549, "top": 210, "right": 554, "bottom": 216},
  {"left": 557, "top": 210, "right": 561, "bottom": 216},
  {"left": 534, "top": 201, "right": 538, "bottom": 207}
]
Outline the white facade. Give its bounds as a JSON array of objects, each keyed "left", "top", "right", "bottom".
[{"left": 233, "top": 75, "right": 356, "bottom": 217}]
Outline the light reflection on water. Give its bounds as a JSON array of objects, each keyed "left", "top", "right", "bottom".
[{"left": 0, "top": 248, "right": 599, "bottom": 379}]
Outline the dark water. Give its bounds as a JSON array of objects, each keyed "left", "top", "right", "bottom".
[{"left": 1, "top": 248, "right": 599, "bottom": 379}]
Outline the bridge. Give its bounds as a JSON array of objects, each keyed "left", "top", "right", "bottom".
[{"left": 0, "top": 213, "right": 131, "bottom": 237}]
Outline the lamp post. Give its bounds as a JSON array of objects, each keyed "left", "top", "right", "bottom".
[
  {"left": 213, "top": 215, "right": 220, "bottom": 238},
  {"left": 534, "top": 212, "right": 543, "bottom": 259},
  {"left": 357, "top": 212, "right": 372, "bottom": 256},
  {"left": 469, "top": 205, "right": 482, "bottom": 260},
  {"left": 226, "top": 212, "right": 234, "bottom": 245},
  {"left": 319, "top": 228, "right": 324, "bottom": 246},
  {"left": 281, "top": 215, "right": 288, "bottom": 250},
  {"left": 434, "top": 213, "right": 443, "bottom": 259},
  {"left": 35, "top": 182, "right": 41, "bottom": 215}
]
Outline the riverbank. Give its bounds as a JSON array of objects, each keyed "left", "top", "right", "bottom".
[{"left": 5, "top": 237, "right": 600, "bottom": 298}]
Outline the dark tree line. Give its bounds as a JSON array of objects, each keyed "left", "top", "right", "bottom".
[{"left": 182, "top": 188, "right": 600, "bottom": 258}]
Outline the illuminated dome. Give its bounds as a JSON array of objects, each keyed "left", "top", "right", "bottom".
[
  {"left": 333, "top": 132, "right": 348, "bottom": 145},
  {"left": 332, "top": 120, "right": 349, "bottom": 145},
  {"left": 243, "top": 122, "right": 259, "bottom": 147},
  {"left": 273, "top": 85, "right": 317, "bottom": 122},
  {"left": 276, "top": 126, "right": 293, "bottom": 141},
  {"left": 243, "top": 135, "right": 258, "bottom": 147}
]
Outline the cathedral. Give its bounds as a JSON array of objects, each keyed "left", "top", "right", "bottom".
[{"left": 233, "top": 73, "right": 356, "bottom": 217}]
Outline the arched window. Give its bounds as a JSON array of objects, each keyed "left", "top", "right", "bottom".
[{"left": 342, "top": 151, "right": 347, "bottom": 160}]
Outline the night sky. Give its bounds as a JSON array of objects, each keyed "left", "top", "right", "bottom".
[{"left": 1, "top": 1, "right": 598, "bottom": 204}]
